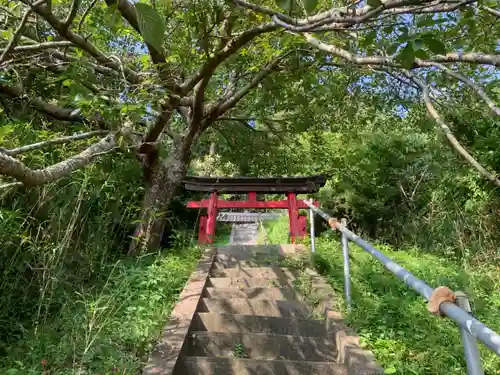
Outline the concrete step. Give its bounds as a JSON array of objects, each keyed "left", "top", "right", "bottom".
[
  {"left": 192, "top": 313, "right": 328, "bottom": 337},
  {"left": 216, "top": 244, "right": 305, "bottom": 257},
  {"left": 210, "top": 266, "right": 328, "bottom": 285},
  {"left": 212, "top": 258, "right": 283, "bottom": 269},
  {"left": 208, "top": 277, "right": 286, "bottom": 288},
  {"left": 200, "top": 298, "right": 310, "bottom": 318},
  {"left": 186, "top": 331, "right": 337, "bottom": 361},
  {"left": 203, "top": 287, "right": 297, "bottom": 300},
  {"left": 210, "top": 266, "right": 288, "bottom": 279},
  {"left": 179, "top": 357, "right": 345, "bottom": 375}
]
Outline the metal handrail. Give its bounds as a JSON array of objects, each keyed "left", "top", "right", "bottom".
[{"left": 304, "top": 199, "right": 500, "bottom": 375}]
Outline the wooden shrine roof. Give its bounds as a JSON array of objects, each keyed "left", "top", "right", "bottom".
[{"left": 182, "top": 175, "right": 326, "bottom": 193}]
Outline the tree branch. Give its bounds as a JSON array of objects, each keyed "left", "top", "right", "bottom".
[
  {"left": 204, "top": 56, "right": 282, "bottom": 124},
  {"left": 303, "top": 33, "right": 500, "bottom": 67},
  {"left": 1, "top": 41, "right": 73, "bottom": 55},
  {"left": 483, "top": 6, "right": 500, "bottom": 18},
  {"left": 24, "top": 0, "right": 141, "bottom": 84},
  {"left": 1, "top": 131, "right": 109, "bottom": 156},
  {"left": 402, "top": 70, "right": 500, "bottom": 187},
  {"left": 64, "top": 0, "right": 81, "bottom": 30},
  {"left": 419, "top": 61, "right": 500, "bottom": 116},
  {"left": 144, "top": 99, "right": 180, "bottom": 143},
  {"left": 78, "top": 0, "right": 99, "bottom": 32},
  {"left": 0, "top": 8, "right": 33, "bottom": 65},
  {"left": 190, "top": 75, "right": 210, "bottom": 127},
  {"left": 180, "top": 22, "right": 278, "bottom": 94},
  {"left": 0, "top": 81, "right": 95, "bottom": 123},
  {"left": 0, "top": 133, "right": 118, "bottom": 186},
  {"left": 104, "top": 0, "right": 165, "bottom": 64}
]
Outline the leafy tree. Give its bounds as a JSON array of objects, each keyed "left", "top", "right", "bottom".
[{"left": 1, "top": 0, "right": 499, "bottom": 255}]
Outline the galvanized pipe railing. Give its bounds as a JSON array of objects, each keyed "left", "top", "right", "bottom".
[{"left": 304, "top": 200, "right": 500, "bottom": 375}]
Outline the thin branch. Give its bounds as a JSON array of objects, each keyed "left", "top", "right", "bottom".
[
  {"left": 483, "top": 6, "right": 500, "bottom": 18},
  {"left": 303, "top": 33, "right": 500, "bottom": 67},
  {"left": 0, "top": 8, "right": 33, "bottom": 64},
  {"left": 78, "top": 0, "right": 99, "bottom": 32},
  {"left": 64, "top": 0, "right": 80, "bottom": 29},
  {"left": 402, "top": 70, "right": 500, "bottom": 187},
  {"left": 0, "top": 181, "right": 24, "bottom": 190},
  {"left": 0, "top": 81, "right": 99, "bottom": 124},
  {"left": 1, "top": 131, "right": 109, "bottom": 156},
  {"left": 204, "top": 56, "right": 283, "bottom": 124},
  {"left": 180, "top": 22, "right": 278, "bottom": 95},
  {"left": 418, "top": 61, "right": 500, "bottom": 116},
  {"left": 24, "top": 0, "right": 141, "bottom": 84},
  {"left": 0, "top": 134, "right": 118, "bottom": 186},
  {"left": 0, "top": 41, "right": 73, "bottom": 55}
]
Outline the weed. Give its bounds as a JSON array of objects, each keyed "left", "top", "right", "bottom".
[
  {"left": 313, "top": 237, "right": 500, "bottom": 375},
  {"left": 233, "top": 343, "right": 247, "bottom": 358}
]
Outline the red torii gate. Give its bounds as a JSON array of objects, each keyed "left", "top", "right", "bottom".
[{"left": 184, "top": 175, "right": 326, "bottom": 244}]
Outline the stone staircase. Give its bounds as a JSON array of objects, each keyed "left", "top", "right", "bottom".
[{"left": 143, "top": 245, "right": 383, "bottom": 375}]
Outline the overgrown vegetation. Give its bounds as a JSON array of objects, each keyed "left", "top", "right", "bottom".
[
  {"left": 0, "top": 242, "right": 201, "bottom": 375},
  {"left": 262, "top": 218, "right": 500, "bottom": 374},
  {"left": 0, "top": 160, "right": 202, "bottom": 374},
  {"left": 1, "top": 0, "right": 500, "bottom": 373}
]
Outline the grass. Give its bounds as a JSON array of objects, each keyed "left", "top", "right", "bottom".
[
  {"left": 260, "top": 215, "right": 290, "bottom": 244},
  {"left": 0, "top": 245, "right": 202, "bottom": 375},
  {"left": 312, "top": 236, "right": 500, "bottom": 375},
  {"left": 212, "top": 222, "right": 233, "bottom": 246},
  {"left": 261, "top": 217, "right": 500, "bottom": 374}
]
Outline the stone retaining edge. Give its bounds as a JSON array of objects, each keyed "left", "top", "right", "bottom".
[{"left": 142, "top": 247, "right": 216, "bottom": 375}]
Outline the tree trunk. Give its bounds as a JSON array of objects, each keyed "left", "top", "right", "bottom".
[{"left": 128, "top": 138, "right": 191, "bottom": 255}]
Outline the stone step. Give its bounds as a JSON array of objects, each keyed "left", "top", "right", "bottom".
[
  {"left": 192, "top": 313, "right": 328, "bottom": 337},
  {"left": 203, "top": 287, "right": 297, "bottom": 300},
  {"left": 200, "top": 298, "right": 310, "bottom": 318},
  {"left": 179, "top": 357, "right": 345, "bottom": 375},
  {"left": 210, "top": 266, "right": 288, "bottom": 279},
  {"left": 208, "top": 277, "right": 288, "bottom": 288},
  {"left": 216, "top": 244, "right": 304, "bottom": 257},
  {"left": 215, "top": 253, "right": 284, "bottom": 267},
  {"left": 211, "top": 259, "right": 280, "bottom": 269},
  {"left": 185, "top": 332, "right": 337, "bottom": 361}
]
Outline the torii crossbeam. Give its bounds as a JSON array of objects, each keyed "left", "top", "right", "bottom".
[{"left": 184, "top": 175, "right": 326, "bottom": 244}]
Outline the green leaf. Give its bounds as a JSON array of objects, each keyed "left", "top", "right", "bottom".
[
  {"left": 387, "top": 43, "right": 400, "bottom": 55},
  {"left": 367, "top": 0, "right": 382, "bottom": 6},
  {"left": 395, "top": 43, "right": 415, "bottom": 69},
  {"left": 275, "top": 0, "right": 294, "bottom": 13},
  {"left": 422, "top": 36, "right": 446, "bottom": 54},
  {"left": 135, "top": 3, "right": 165, "bottom": 52},
  {"left": 384, "top": 367, "right": 397, "bottom": 374},
  {"left": 302, "top": 0, "right": 318, "bottom": 13},
  {"left": 383, "top": 26, "right": 394, "bottom": 34},
  {"left": 361, "top": 30, "right": 377, "bottom": 48},
  {"left": 412, "top": 38, "right": 425, "bottom": 50}
]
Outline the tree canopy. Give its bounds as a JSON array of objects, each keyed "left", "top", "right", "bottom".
[{"left": 0, "top": 0, "right": 499, "bottom": 253}]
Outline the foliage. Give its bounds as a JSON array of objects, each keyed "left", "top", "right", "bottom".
[
  {"left": 312, "top": 236, "right": 500, "bottom": 375},
  {"left": 1, "top": 0, "right": 500, "bottom": 373},
  {"left": 0, "top": 246, "right": 201, "bottom": 375},
  {"left": 0, "top": 125, "right": 202, "bottom": 374}
]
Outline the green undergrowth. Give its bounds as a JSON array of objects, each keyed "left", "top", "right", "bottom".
[
  {"left": 0, "top": 246, "right": 202, "bottom": 375},
  {"left": 260, "top": 215, "right": 290, "bottom": 244},
  {"left": 213, "top": 222, "right": 232, "bottom": 246},
  {"left": 312, "top": 236, "right": 500, "bottom": 375}
]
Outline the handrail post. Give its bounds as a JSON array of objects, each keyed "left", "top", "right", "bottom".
[
  {"left": 455, "top": 291, "right": 484, "bottom": 375},
  {"left": 309, "top": 198, "right": 316, "bottom": 253},
  {"left": 341, "top": 218, "right": 352, "bottom": 312}
]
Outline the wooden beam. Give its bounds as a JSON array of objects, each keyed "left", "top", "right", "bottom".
[
  {"left": 186, "top": 199, "right": 318, "bottom": 209},
  {"left": 183, "top": 174, "right": 327, "bottom": 194}
]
